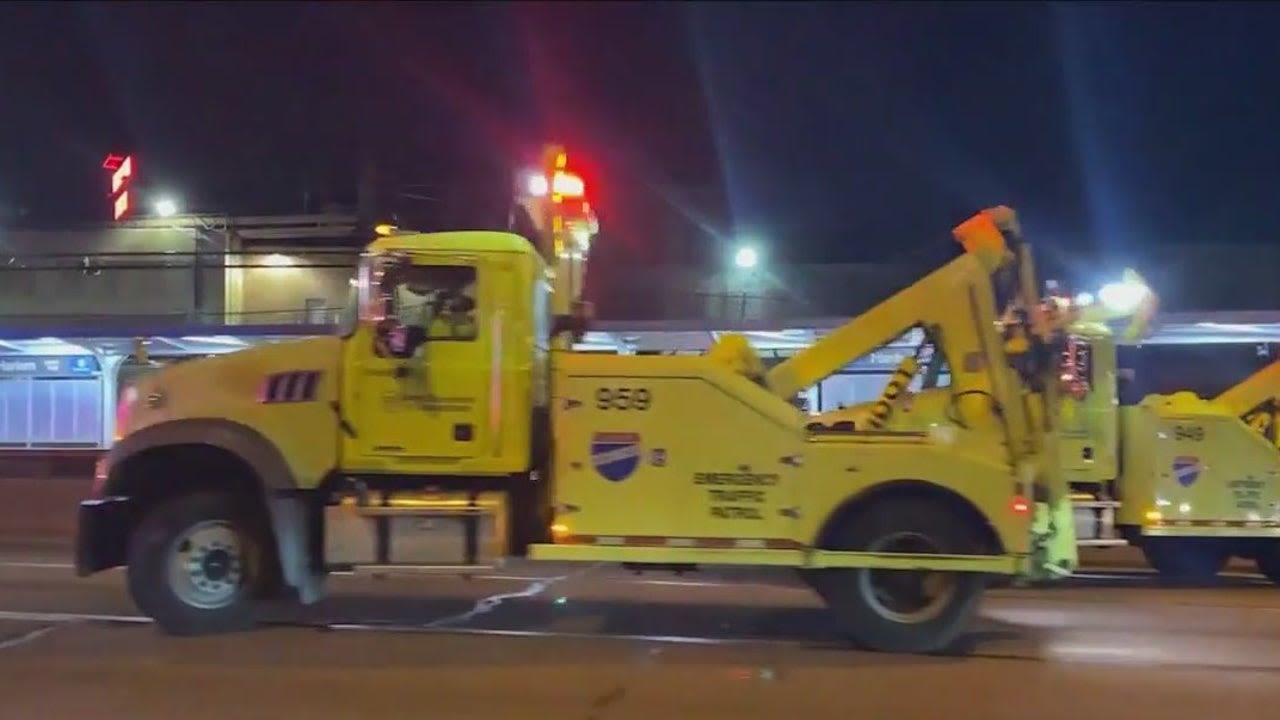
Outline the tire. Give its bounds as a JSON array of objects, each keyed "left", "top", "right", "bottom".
[
  {"left": 804, "top": 496, "right": 988, "bottom": 654},
  {"left": 508, "top": 475, "right": 550, "bottom": 554},
  {"left": 1140, "top": 537, "right": 1228, "bottom": 585},
  {"left": 126, "top": 492, "right": 271, "bottom": 636},
  {"left": 1251, "top": 542, "right": 1280, "bottom": 585}
]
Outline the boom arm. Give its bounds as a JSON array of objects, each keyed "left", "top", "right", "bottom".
[
  {"left": 1215, "top": 361, "right": 1280, "bottom": 418},
  {"left": 762, "top": 206, "right": 1080, "bottom": 479},
  {"left": 766, "top": 208, "right": 1022, "bottom": 403},
  {"left": 765, "top": 251, "right": 1010, "bottom": 419}
]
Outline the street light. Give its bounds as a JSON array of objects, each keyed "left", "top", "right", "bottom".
[
  {"left": 734, "top": 245, "right": 759, "bottom": 270},
  {"left": 153, "top": 197, "right": 178, "bottom": 218}
]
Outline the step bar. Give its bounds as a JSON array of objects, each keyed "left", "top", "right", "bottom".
[{"left": 1072, "top": 497, "right": 1128, "bottom": 547}]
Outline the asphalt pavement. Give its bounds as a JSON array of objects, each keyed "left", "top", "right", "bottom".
[{"left": 2, "top": 545, "right": 1280, "bottom": 720}]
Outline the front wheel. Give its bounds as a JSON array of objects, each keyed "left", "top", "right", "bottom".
[
  {"left": 126, "top": 492, "right": 271, "bottom": 636},
  {"left": 803, "top": 497, "right": 988, "bottom": 654}
]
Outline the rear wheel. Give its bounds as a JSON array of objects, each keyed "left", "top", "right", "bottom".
[
  {"left": 804, "top": 497, "right": 988, "bottom": 654},
  {"left": 126, "top": 492, "right": 271, "bottom": 635},
  {"left": 1140, "top": 537, "right": 1228, "bottom": 585}
]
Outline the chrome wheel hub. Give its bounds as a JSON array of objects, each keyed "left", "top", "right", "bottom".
[
  {"left": 167, "top": 520, "right": 246, "bottom": 609},
  {"left": 857, "top": 531, "right": 957, "bottom": 624}
]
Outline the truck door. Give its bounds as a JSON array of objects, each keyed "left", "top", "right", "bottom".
[{"left": 348, "top": 258, "right": 490, "bottom": 462}]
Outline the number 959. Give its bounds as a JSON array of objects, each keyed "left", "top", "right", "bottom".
[{"left": 595, "top": 387, "right": 651, "bottom": 411}]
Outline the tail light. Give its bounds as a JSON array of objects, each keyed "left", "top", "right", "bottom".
[{"left": 1010, "top": 496, "right": 1031, "bottom": 515}]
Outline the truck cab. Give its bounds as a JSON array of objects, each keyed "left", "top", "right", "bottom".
[{"left": 339, "top": 232, "right": 551, "bottom": 477}]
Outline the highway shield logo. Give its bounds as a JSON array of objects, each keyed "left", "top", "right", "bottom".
[
  {"left": 590, "top": 432, "right": 642, "bottom": 483},
  {"left": 1173, "top": 455, "right": 1202, "bottom": 488}
]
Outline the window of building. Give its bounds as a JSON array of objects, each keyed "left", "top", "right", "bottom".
[
  {"left": 0, "top": 376, "right": 103, "bottom": 448},
  {"left": 304, "top": 297, "right": 328, "bottom": 325}
]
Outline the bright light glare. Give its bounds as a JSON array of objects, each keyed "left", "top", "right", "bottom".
[
  {"left": 551, "top": 171, "right": 585, "bottom": 198},
  {"left": 524, "top": 171, "right": 585, "bottom": 199},
  {"left": 734, "top": 246, "right": 759, "bottom": 269},
  {"left": 526, "top": 174, "right": 549, "bottom": 197},
  {"left": 263, "top": 253, "right": 295, "bottom": 268},
  {"left": 1098, "top": 280, "right": 1149, "bottom": 314},
  {"left": 1074, "top": 292, "right": 1095, "bottom": 306},
  {"left": 153, "top": 197, "right": 178, "bottom": 218}
]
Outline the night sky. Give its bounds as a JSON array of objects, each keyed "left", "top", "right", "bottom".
[{"left": 3, "top": 1, "right": 1280, "bottom": 272}]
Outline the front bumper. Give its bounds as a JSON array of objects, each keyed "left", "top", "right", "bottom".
[{"left": 74, "top": 496, "right": 133, "bottom": 576}]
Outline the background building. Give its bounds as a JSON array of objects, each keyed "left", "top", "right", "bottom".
[
  {"left": 0, "top": 214, "right": 360, "bottom": 327},
  {"left": 2, "top": 213, "right": 1279, "bottom": 451}
]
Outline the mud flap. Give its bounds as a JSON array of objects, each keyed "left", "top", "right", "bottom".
[{"left": 267, "top": 494, "right": 327, "bottom": 604}]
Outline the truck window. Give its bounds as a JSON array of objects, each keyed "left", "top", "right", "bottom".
[{"left": 389, "top": 264, "right": 479, "bottom": 342}]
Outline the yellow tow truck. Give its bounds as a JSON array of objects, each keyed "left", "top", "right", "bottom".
[
  {"left": 1059, "top": 291, "right": 1280, "bottom": 585},
  {"left": 76, "top": 146, "right": 1081, "bottom": 654},
  {"left": 813, "top": 267, "right": 1280, "bottom": 585}
]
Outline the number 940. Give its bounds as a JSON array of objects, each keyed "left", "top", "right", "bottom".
[{"left": 595, "top": 387, "right": 652, "bottom": 411}]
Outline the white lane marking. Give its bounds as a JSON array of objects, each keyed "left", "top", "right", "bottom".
[
  {"left": 326, "top": 623, "right": 772, "bottom": 646},
  {"left": 0, "top": 625, "right": 59, "bottom": 651},
  {"left": 0, "top": 561, "right": 790, "bottom": 591},
  {"left": 0, "top": 610, "right": 152, "bottom": 625},
  {"left": 477, "top": 575, "right": 579, "bottom": 583},
  {"left": 624, "top": 578, "right": 767, "bottom": 588},
  {"left": 425, "top": 563, "right": 601, "bottom": 629},
  {"left": 476, "top": 575, "right": 751, "bottom": 588},
  {"left": 322, "top": 569, "right": 757, "bottom": 587},
  {"left": 16, "top": 559, "right": 1262, "bottom": 589},
  {"left": 330, "top": 573, "right": 558, "bottom": 583},
  {"left": 0, "top": 609, "right": 779, "bottom": 648}
]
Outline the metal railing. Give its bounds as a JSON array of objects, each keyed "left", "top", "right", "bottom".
[{"left": 0, "top": 250, "right": 361, "bottom": 271}]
